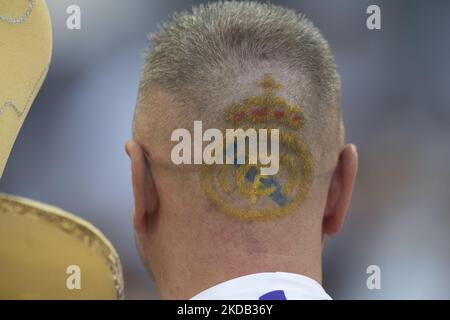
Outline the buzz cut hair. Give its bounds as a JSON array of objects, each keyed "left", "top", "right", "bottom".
[
  {"left": 136, "top": 1, "right": 344, "bottom": 175},
  {"left": 139, "top": 1, "right": 340, "bottom": 102}
]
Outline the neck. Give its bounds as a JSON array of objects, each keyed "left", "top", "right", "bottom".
[{"left": 152, "top": 235, "right": 323, "bottom": 299}]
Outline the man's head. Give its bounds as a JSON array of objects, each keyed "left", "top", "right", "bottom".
[{"left": 126, "top": 1, "right": 357, "bottom": 299}]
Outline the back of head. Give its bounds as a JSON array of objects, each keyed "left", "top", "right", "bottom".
[{"left": 130, "top": 1, "right": 353, "bottom": 298}]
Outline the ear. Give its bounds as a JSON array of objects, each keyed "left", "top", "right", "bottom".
[
  {"left": 125, "top": 140, "right": 159, "bottom": 235},
  {"left": 322, "top": 144, "right": 358, "bottom": 238}
]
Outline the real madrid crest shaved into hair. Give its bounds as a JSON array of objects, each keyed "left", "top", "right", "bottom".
[
  {"left": 129, "top": 1, "right": 357, "bottom": 299},
  {"left": 201, "top": 74, "right": 314, "bottom": 221}
]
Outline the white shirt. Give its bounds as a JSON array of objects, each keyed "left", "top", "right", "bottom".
[{"left": 191, "top": 272, "right": 332, "bottom": 300}]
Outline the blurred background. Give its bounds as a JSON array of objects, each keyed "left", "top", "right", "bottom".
[{"left": 1, "top": 0, "right": 449, "bottom": 299}]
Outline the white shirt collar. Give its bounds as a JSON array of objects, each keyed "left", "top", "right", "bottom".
[{"left": 191, "top": 272, "right": 332, "bottom": 300}]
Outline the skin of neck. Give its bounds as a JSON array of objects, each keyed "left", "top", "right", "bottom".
[{"left": 137, "top": 193, "right": 326, "bottom": 300}]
